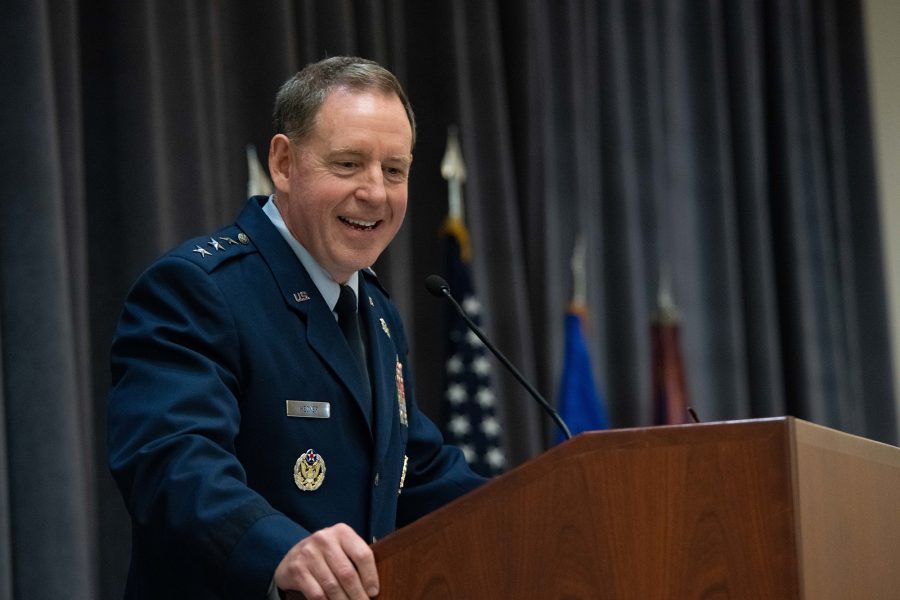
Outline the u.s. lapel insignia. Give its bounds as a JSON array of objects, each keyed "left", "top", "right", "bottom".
[
  {"left": 237, "top": 232, "right": 250, "bottom": 244},
  {"left": 293, "top": 291, "right": 310, "bottom": 303},
  {"left": 293, "top": 448, "right": 326, "bottom": 491},
  {"left": 380, "top": 318, "right": 391, "bottom": 338},
  {"left": 192, "top": 245, "right": 212, "bottom": 258},
  {"left": 398, "top": 454, "right": 409, "bottom": 495},
  {"left": 395, "top": 358, "right": 408, "bottom": 426}
]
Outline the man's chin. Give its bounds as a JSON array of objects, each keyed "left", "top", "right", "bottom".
[{"left": 327, "top": 256, "right": 378, "bottom": 282}]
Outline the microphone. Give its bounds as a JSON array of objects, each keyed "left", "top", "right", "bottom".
[{"left": 425, "top": 274, "right": 572, "bottom": 440}]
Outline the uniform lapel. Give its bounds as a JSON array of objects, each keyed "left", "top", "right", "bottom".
[
  {"left": 359, "top": 277, "right": 397, "bottom": 462},
  {"left": 235, "top": 198, "right": 374, "bottom": 431}
]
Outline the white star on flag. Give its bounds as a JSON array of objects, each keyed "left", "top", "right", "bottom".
[
  {"left": 476, "top": 387, "right": 495, "bottom": 408},
  {"left": 465, "top": 330, "right": 483, "bottom": 348},
  {"left": 462, "top": 296, "right": 481, "bottom": 315},
  {"left": 472, "top": 355, "right": 491, "bottom": 376},
  {"left": 460, "top": 444, "right": 476, "bottom": 463},
  {"left": 481, "top": 416, "right": 501, "bottom": 438},
  {"left": 445, "top": 383, "right": 467, "bottom": 405},
  {"left": 448, "top": 414, "right": 472, "bottom": 436},
  {"left": 485, "top": 447, "right": 506, "bottom": 469},
  {"left": 446, "top": 355, "right": 464, "bottom": 374}
]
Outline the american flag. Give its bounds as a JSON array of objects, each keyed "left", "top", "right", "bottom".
[{"left": 439, "top": 217, "right": 505, "bottom": 476}]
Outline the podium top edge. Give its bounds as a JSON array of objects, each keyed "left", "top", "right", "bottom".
[
  {"left": 572, "top": 416, "right": 794, "bottom": 436},
  {"left": 567, "top": 417, "right": 898, "bottom": 456}
]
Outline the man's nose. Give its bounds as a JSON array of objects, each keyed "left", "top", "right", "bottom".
[{"left": 355, "top": 165, "right": 387, "bottom": 203}]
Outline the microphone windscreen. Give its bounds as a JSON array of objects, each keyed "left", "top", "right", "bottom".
[{"left": 424, "top": 274, "right": 450, "bottom": 297}]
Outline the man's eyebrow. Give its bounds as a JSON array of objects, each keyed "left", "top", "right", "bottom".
[
  {"left": 328, "top": 148, "right": 412, "bottom": 167},
  {"left": 328, "top": 148, "right": 366, "bottom": 157},
  {"left": 386, "top": 154, "right": 413, "bottom": 167}
]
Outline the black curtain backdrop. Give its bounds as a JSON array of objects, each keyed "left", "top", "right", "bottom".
[{"left": 1, "top": 1, "right": 895, "bottom": 598}]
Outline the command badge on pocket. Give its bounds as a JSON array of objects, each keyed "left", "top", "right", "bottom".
[{"left": 294, "top": 448, "right": 326, "bottom": 491}]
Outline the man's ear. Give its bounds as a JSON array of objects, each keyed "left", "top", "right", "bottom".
[{"left": 268, "top": 134, "right": 292, "bottom": 194}]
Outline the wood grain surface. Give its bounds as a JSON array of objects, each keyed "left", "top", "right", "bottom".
[
  {"left": 286, "top": 418, "right": 900, "bottom": 599},
  {"left": 372, "top": 419, "right": 800, "bottom": 599}
]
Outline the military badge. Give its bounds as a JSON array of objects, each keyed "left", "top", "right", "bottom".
[
  {"left": 293, "top": 448, "right": 326, "bottom": 491},
  {"left": 395, "top": 358, "right": 408, "bottom": 426},
  {"left": 380, "top": 318, "right": 391, "bottom": 338}
]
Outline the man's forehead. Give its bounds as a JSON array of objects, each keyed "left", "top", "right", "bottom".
[
  {"left": 316, "top": 88, "right": 409, "bottom": 129},
  {"left": 317, "top": 87, "right": 398, "bottom": 115},
  {"left": 326, "top": 83, "right": 402, "bottom": 104},
  {"left": 302, "top": 91, "right": 411, "bottom": 152}
]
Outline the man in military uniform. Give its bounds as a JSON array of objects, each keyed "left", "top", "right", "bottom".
[{"left": 108, "top": 56, "right": 485, "bottom": 599}]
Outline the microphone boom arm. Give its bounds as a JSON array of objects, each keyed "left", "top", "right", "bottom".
[{"left": 428, "top": 276, "right": 572, "bottom": 440}]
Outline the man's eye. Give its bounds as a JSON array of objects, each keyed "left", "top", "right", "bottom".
[
  {"left": 385, "top": 167, "right": 408, "bottom": 180},
  {"left": 337, "top": 161, "right": 356, "bottom": 169}
]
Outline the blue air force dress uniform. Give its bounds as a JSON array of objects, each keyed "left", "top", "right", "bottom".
[{"left": 108, "top": 196, "right": 485, "bottom": 599}]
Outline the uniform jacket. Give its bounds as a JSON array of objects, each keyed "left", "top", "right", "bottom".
[{"left": 108, "top": 196, "right": 484, "bottom": 599}]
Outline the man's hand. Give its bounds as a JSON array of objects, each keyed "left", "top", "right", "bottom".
[{"left": 274, "top": 523, "right": 379, "bottom": 599}]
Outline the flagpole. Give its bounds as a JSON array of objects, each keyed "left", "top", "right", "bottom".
[
  {"left": 245, "top": 144, "right": 273, "bottom": 197},
  {"left": 441, "top": 125, "right": 466, "bottom": 222}
]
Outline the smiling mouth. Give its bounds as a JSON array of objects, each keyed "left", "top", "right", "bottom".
[{"left": 339, "top": 216, "right": 379, "bottom": 231}]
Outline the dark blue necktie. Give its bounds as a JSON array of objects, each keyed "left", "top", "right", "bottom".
[{"left": 335, "top": 285, "right": 372, "bottom": 420}]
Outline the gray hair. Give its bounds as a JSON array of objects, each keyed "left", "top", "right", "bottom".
[{"left": 273, "top": 56, "right": 416, "bottom": 148}]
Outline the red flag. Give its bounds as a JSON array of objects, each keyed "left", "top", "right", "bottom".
[{"left": 650, "top": 288, "right": 691, "bottom": 425}]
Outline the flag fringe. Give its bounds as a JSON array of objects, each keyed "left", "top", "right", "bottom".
[{"left": 440, "top": 215, "right": 472, "bottom": 263}]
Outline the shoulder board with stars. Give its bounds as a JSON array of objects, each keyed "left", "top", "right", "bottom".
[{"left": 175, "top": 227, "right": 256, "bottom": 271}]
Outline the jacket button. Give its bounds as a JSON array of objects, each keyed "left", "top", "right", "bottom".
[{"left": 373, "top": 472, "right": 380, "bottom": 486}]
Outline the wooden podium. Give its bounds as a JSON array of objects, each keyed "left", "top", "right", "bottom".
[{"left": 368, "top": 417, "right": 900, "bottom": 599}]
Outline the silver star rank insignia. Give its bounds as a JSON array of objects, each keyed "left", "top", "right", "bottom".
[
  {"left": 192, "top": 246, "right": 212, "bottom": 258},
  {"left": 207, "top": 237, "right": 225, "bottom": 251}
]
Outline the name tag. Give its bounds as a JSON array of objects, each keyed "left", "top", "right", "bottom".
[{"left": 286, "top": 400, "right": 331, "bottom": 419}]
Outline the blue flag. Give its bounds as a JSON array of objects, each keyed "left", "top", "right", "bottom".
[{"left": 556, "top": 310, "right": 609, "bottom": 443}]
